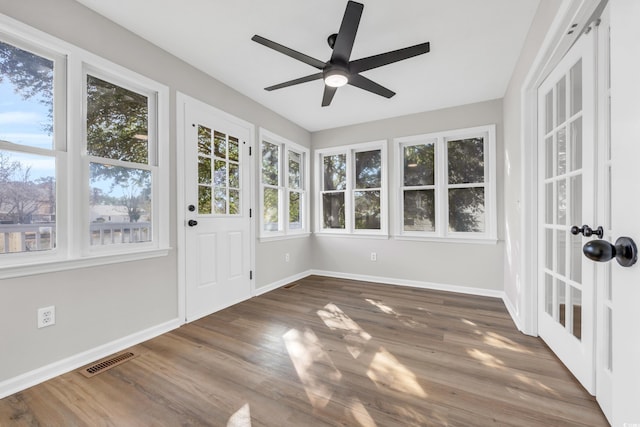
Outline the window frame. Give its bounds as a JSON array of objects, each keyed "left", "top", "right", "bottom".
[
  {"left": 0, "top": 14, "right": 169, "bottom": 278},
  {"left": 315, "top": 140, "right": 388, "bottom": 237},
  {"left": 258, "top": 128, "right": 310, "bottom": 241},
  {"left": 394, "top": 125, "right": 497, "bottom": 243}
]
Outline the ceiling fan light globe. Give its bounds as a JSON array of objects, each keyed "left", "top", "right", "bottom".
[{"left": 324, "top": 71, "right": 349, "bottom": 87}]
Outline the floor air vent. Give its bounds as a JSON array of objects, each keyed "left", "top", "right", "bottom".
[{"left": 79, "top": 352, "right": 138, "bottom": 378}]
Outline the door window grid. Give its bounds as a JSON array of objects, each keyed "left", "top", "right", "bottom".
[
  {"left": 198, "top": 126, "right": 241, "bottom": 216},
  {"left": 542, "top": 59, "right": 584, "bottom": 341}
]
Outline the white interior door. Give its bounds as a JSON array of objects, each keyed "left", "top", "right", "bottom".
[
  {"left": 537, "top": 32, "right": 597, "bottom": 393},
  {"left": 183, "top": 99, "right": 253, "bottom": 322}
]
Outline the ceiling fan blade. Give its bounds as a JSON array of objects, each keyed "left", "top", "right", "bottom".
[
  {"left": 252, "top": 35, "right": 325, "bottom": 69},
  {"left": 348, "top": 74, "right": 395, "bottom": 98},
  {"left": 330, "top": 1, "right": 364, "bottom": 63},
  {"left": 349, "top": 42, "right": 430, "bottom": 74},
  {"left": 265, "top": 73, "right": 323, "bottom": 91},
  {"left": 322, "top": 85, "right": 338, "bottom": 107}
]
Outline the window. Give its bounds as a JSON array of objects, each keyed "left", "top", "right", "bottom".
[
  {"left": 396, "top": 125, "right": 496, "bottom": 241},
  {"left": 0, "top": 19, "right": 169, "bottom": 276},
  {"left": 259, "top": 128, "right": 309, "bottom": 239},
  {"left": 315, "top": 141, "right": 387, "bottom": 235}
]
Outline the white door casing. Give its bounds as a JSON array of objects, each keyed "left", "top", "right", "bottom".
[
  {"left": 178, "top": 94, "right": 254, "bottom": 323},
  {"left": 537, "top": 31, "right": 596, "bottom": 393}
]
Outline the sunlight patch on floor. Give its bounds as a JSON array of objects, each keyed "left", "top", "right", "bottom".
[
  {"left": 283, "top": 327, "right": 342, "bottom": 409},
  {"left": 467, "top": 348, "right": 505, "bottom": 369},
  {"left": 367, "top": 346, "right": 427, "bottom": 398},
  {"left": 483, "top": 332, "right": 531, "bottom": 354},
  {"left": 227, "top": 403, "right": 251, "bottom": 427},
  {"left": 317, "top": 303, "right": 372, "bottom": 358},
  {"left": 348, "top": 397, "right": 377, "bottom": 427},
  {"left": 365, "top": 298, "right": 421, "bottom": 328},
  {"left": 514, "top": 373, "right": 559, "bottom": 396}
]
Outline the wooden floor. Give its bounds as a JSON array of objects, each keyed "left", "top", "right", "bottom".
[{"left": 0, "top": 276, "right": 608, "bottom": 426}]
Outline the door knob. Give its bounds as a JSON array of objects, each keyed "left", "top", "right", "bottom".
[
  {"left": 570, "top": 224, "right": 604, "bottom": 239},
  {"left": 188, "top": 219, "right": 198, "bottom": 227},
  {"left": 582, "top": 237, "right": 638, "bottom": 267}
]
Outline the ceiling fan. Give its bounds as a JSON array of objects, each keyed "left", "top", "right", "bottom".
[{"left": 251, "top": 1, "right": 430, "bottom": 107}]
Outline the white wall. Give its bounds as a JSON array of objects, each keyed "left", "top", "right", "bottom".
[
  {"left": 311, "top": 99, "right": 505, "bottom": 292},
  {"left": 0, "top": 0, "right": 312, "bottom": 385},
  {"left": 502, "top": 0, "right": 561, "bottom": 330}
]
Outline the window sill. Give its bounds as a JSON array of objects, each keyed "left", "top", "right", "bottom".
[
  {"left": 314, "top": 232, "right": 390, "bottom": 240},
  {"left": 0, "top": 247, "right": 171, "bottom": 280},
  {"left": 259, "top": 233, "right": 311, "bottom": 243},
  {"left": 393, "top": 235, "right": 499, "bottom": 245}
]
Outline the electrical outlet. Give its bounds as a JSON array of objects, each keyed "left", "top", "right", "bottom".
[
  {"left": 285, "top": 253, "right": 290, "bottom": 262},
  {"left": 371, "top": 252, "right": 377, "bottom": 261},
  {"left": 37, "top": 306, "right": 55, "bottom": 328}
]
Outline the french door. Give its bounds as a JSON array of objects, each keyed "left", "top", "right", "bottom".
[
  {"left": 537, "top": 32, "right": 596, "bottom": 389},
  {"left": 182, "top": 97, "right": 254, "bottom": 322},
  {"left": 537, "top": 14, "right": 613, "bottom": 422}
]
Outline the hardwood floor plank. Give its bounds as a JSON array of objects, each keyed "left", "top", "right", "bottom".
[{"left": 0, "top": 276, "right": 608, "bottom": 426}]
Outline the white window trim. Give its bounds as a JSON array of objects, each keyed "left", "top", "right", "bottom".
[
  {"left": 0, "top": 13, "right": 170, "bottom": 279},
  {"left": 258, "top": 128, "right": 310, "bottom": 241},
  {"left": 315, "top": 140, "right": 388, "bottom": 237},
  {"left": 394, "top": 124, "right": 497, "bottom": 243}
]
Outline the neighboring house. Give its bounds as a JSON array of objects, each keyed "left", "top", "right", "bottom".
[{"left": 89, "top": 205, "right": 130, "bottom": 223}]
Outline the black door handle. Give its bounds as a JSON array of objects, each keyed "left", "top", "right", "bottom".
[
  {"left": 570, "top": 224, "right": 604, "bottom": 239},
  {"left": 583, "top": 237, "right": 638, "bottom": 267},
  {"left": 188, "top": 219, "right": 198, "bottom": 227},
  {"left": 188, "top": 204, "right": 196, "bottom": 212}
]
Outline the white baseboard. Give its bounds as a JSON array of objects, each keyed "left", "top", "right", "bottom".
[
  {"left": 501, "top": 293, "right": 525, "bottom": 332},
  {"left": 254, "top": 270, "right": 313, "bottom": 296},
  {"left": 0, "top": 318, "right": 181, "bottom": 400},
  {"left": 309, "top": 269, "right": 505, "bottom": 299}
]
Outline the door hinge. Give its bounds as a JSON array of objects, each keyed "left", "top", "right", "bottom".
[
  {"left": 249, "top": 147, "right": 252, "bottom": 156},
  {"left": 249, "top": 208, "right": 252, "bottom": 218},
  {"left": 250, "top": 270, "right": 253, "bottom": 280}
]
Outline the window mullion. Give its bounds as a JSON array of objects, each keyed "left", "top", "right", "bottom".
[{"left": 437, "top": 136, "right": 447, "bottom": 237}]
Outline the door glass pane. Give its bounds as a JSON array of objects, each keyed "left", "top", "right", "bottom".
[
  {"left": 545, "top": 183, "right": 553, "bottom": 224},
  {"left": 289, "top": 191, "right": 301, "bottom": 230},
  {"left": 570, "top": 175, "right": 582, "bottom": 226},
  {"left": 228, "top": 136, "right": 239, "bottom": 162},
  {"left": 263, "top": 187, "right": 278, "bottom": 231},
  {"left": 404, "top": 189, "right": 435, "bottom": 232},
  {"left": 198, "top": 156, "right": 211, "bottom": 184},
  {"left": 545, "top": 137, "right": 553, "bottom": 178},
  {"left": 355, "top": 150, "right": 381, "bottom": 189},
  {"left": 448, "top": 138, "right": 484, "bottom": 184},
  {"left": 261, "top": 141, "right": 279, "bottom": 186},
  {"left": 545, "top": 274, "right": 553, "bottom": 315},
  {"left": 570, "top": 117, "right": 582, "bottom": 171},
  {"left": 229, "top": 163, "right": 239, "bottom": 188},
  {"left": 557, "top": 280, "right": 566, "bottom": 326},
  {"left": 89, "top": 163, "right": 151, "bottom": 245},
  {"left": 87, "top": 75, "right": 148, "bottom": 164},
  {"left": 214, "top": 131, "right": 226, "bottom": 159},
  {"left": 198, "top": 186, "right": 211, "bottom": 214},
  {"left": 404, "top": 143, "right": 435, "bottom": 186},
  {"left": 545, "top": 228, "right": 553, "bottom": 269},
  {"left": 0, "top": 41, "right": 54, "bottom": 150},
  {"left": 448, "top": 188, "right": 485, "bottom": 232},
  {"left": 556, "top": 77, "right": 566, "bottom": 125},
  {"left": 0, "top": 152, "right": 56, "bottom": 253},
  {"left": 198, "top": 126, "right": 211, "bottom": 156},
  {"left": 228, "top": 190, "right": 239, "bottom": 215},
  {"left": 214, "top": 160, "right": 227, "bottom": 186},
  {"left": 323, "top": 154, "right": 346, "bottom": 191},
  {"left": 545, "top": 90, "right": 553, "bottom": 133},
  {"left": 557, "top": 179, "right": 566, "bottom": 225},
  {"left": 570, "top": 231, "right": 582, "bottom": 284},
  {"left": 354, "top": 190, "right": 380, "bottom": 230},
  {"left": 322, "top": 192, "right": 345, "bottom": 229},
  {"left": 570, "top": 59, "right": 582, "bottom": 116},
  {"left": 556, "top": 229, "right": 566, "bottom": 276},
  {"left": 214, "top": 188, "right": 226, "bottom": 215},
  {"left": 557, "top": 127, "right": 566, "bottom": 175},
  {"left": 570, "top": 287, "right": 582, "bottom": 340}
]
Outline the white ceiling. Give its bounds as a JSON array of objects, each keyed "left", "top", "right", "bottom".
[{"left": 75, "top": 0, "right": 540, "bottom": 132}]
